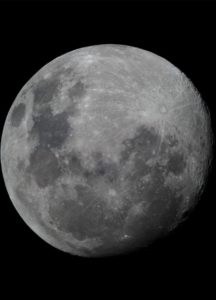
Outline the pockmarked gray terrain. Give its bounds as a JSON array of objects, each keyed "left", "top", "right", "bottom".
[{"left": 1, "top": 45, "right": 213, "bottom": 257}]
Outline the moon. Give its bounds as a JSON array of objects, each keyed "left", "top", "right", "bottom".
[{"left": 1, "top": 44, "right": 213, "bottom": 257}]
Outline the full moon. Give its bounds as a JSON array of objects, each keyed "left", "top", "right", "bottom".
[{"left": 1, "top": 45, "right": 213, "bottom": 257}]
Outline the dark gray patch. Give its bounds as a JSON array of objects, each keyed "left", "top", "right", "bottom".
[
  {"left": 125, "top": 165, "right": 182, "bottom": 243},
  {"left": 157, "top": 133, "right": 186, "bottom": 175},
  {"left": 163, "top": 134, "right": 179, "bottom": 149},
  {"left": 49, "top": 184, "right": 104, "bottom": 240},
  {"left": 30, "top": 107, "right": 70, "bottom": 149},
  {"left": 159, "top": 135, "right": 180, "bottom": 158},
  {"left": 125, "top": 161, "right": 152, "bottom": 194},
  {"left": 120, "top": 126, "right": 161, "bottom": 191},
  {"left": 124, "top": 155, "right": 183, "bottom": 236},
  {"left": 151, "top": 163, "right": 167, "bottom": 186},
  {"left": 82, "top": 152, "right": 119, "bottom": 184},
  {"left": 102, "top": 206, "right": 129, "bottom": 238},
  {"left": 68, "top": 153, "right": 83, "bottom": 175},
  {"left": 68, "top": 80, "right": 86, "bottom": 100},
  {"left": 15, "top": 186, "right": 27, "bottom": 204},
  {"left": 49, "top": 182, "right": 129, "bottom": 241},
  {"left": 33, "top": 76, "right": 60, "bottom": 105},
  {"left": 133, "top": 153, "right": 152, "bottom": 176},
  {"left": 14, "top": 186, "right": 40, "bottom": 222},
  {"left": 16, "top": 159, "right": 26, "bottom": 173},
  {"left": 146, "top": 182, "right": 181, "bottom": 229},
  {"left": 200, "top": 135, "right": 207, "bottom": 150},
  {"left": 120, "top": 125, "right": 160, "bottom": 163},
  {"left": 60, "top": 67, "right": 74, "bottom": 78},
  {"left": 194, "top": 113, "right": 202, "bottom": 128},
  {"left": 67, "top": 80, "right": 86, "bottom": 117},
  {"left": 93, "top": 154, "right": 119, "bottom": 183},
  {"left": 10, "top": 103, "right": 26, "bottom": 127},
  {"left": 28, "top": 147, "right": 61, "bottom": 188},
  {"left": 125, "top": 163, "right": 158, "bottom": 207},
  {"left": 119, "top": 128, "right": 184, "bottom": 243},
  {"left": 147, "top": 165, "right": 182, "bottom": 223},
  {"left": 166, "top": 152, "right": 186, "bottom": 175}
]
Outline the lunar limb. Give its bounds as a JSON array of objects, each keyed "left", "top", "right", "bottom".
[{"left": 1, "top": 45, "right": 213, "bottom": 256}]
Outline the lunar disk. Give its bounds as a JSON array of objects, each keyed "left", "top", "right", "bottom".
[{"left": 1, "top": 44, "right": 213, "bottom": 257}]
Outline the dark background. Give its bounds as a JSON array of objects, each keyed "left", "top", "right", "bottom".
[{"left": 0, "top": 0, "right": 215, "bottom": 296}]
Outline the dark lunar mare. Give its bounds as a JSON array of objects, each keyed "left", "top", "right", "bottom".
[
  {"left": 66, "top": 151, "right": 84, "bottom": 175},
  {"left": 126, "top": 163, "right": 184, "bottom": 244},
  {"left": 10, "top": 103, "right": 26, "bottom": 127},
  {"left": 33, "top": 75, "right": 60, "bottom": 106},
  {"left": 26, "top": 71, "right": 88, "bottom": 189},
  {"left": 158, "top": 133, "right": 187, "bottom": 176},
  {"left": 87, "top": 151, "right": 119, "bottom": 183},
  {"left": 27, "top": 74, "right": 70, "bottom": 188},
  {"left": 119, "top": 126, "right": 186, "bottom": 245},
  {"left": 48, "top": 150, "right": 128, "bottom": 242},
  {"left": 67, "top": 79, "right": 87, "bottom": 117},
  {"left": 68, "top": 80, "right": 86, "bottom": 100},
  {"left": 48, "top": 125, "right": 187, "bottom": 251},
  {"left": 48, "top": 182, "right": 129, "bottom": 242},
  {"left": 166, "top": 151, "right": 186, "bottom": 175},
  {"left": 120, "top": 125, "right": 161, "bottom": 163},
  {"left": 120, "top": 125, "right": 161, "bottom": 185},
  {"left": 14, "top": 183, "right": 68, "bottom": 247},
  {"left": 65, "top": 150, "right": 119, "bottom": 184},
  {"left": 30, "top": 107, "right": 70, "bottom": 149},
  {"left": 27, "top": 147, "right": 62, "bottom": 188},
  {"left": 49, "top": 184, "right": 103, "bottom": 240}
]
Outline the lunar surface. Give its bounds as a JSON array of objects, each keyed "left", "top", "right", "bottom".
[{"left": 1, "top": 44, "right": 213, "bottom": 257}]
